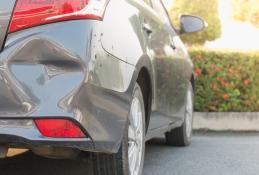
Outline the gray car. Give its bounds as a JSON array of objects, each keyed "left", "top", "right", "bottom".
[{"left": 0, "top": 0, "right": 205, "bottom": 174}]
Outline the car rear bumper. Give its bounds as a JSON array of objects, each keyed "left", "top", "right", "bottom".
[
  {"left": 0, "top": 20, "right": 135, "bottom": 154},
  {"left": 0, "top": 119, "right": 93, "bottom": 151}
]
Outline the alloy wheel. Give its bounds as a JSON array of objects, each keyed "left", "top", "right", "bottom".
[{"left": 128, "top": 97, "right": 144, "bottom": 175}]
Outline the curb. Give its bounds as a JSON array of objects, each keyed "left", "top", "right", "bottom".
[{"left": 193, "top": 112, "right": 259, "bottom": 131}]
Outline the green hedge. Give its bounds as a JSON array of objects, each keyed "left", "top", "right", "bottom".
[{"left": 190, "top": 49, "right": 259, "bottom": 112}]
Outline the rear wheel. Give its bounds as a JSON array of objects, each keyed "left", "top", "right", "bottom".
[
  {"left": 165, "top": 82, "right": 194, "bottom": 146},
  {"left": 92, "top": 84, "right": 145, "bottom": 175}
]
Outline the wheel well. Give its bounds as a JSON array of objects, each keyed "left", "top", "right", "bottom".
[{"left": 137, "top": 67, "right": 152, "bottom": 132}]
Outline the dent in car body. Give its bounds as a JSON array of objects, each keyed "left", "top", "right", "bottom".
[
  {"left": 0, "top": 0, "right": 194, "bottom": 154},
  {"left": 0, "top": 20, "right": 135, "bottom": 153}
]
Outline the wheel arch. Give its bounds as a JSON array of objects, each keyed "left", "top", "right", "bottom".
[
  {"left": 136, "top": 67, "right": 152, "bottom": 132},
  {"left": 130, "top": 54, "right": 153, "bottom": 133}
]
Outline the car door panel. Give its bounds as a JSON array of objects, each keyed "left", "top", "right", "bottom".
[
  {"left": 147, "top": 0, "right": 193, "bottom": 130},
  {"left": 100, "top": 0, "right": 193, "bottom": 131}
]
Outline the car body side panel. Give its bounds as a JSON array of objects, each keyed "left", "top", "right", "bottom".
[
  {"left": 142, "top": 0, "right": 194, "bottom": 130},
  {"left": 0, "top": 0, "right": 16, "bottom": 51},
  {"left": 0, "top": 20, "right": 135, "bottom": 153},
  {"left": 154, "top": 35, "right": 193, "bottom": 122},
  {"left": 100, "top": 0, "right": 156, "bottom": 101},
  {"left": 101, "top": 0, "right": 193, "bottom": 131},
  {"left": 100, "top": 0, "right": 146, "bottom": 66},
  {"left": 0, "top": 0, "right": 194, "bottom": 154}
]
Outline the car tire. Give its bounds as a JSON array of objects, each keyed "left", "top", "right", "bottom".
[
  {"left": 165, "top": 82, "right": 194, "bottom": 147},
  {"left": 92, "top": 83, "right": 146, "bottom": 175}
]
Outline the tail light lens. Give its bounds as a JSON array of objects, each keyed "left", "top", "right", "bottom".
[
  {"left": 9, "top": 0, "right": 109, "bottom": 33},
  {"left": 34, "top": 119, "right": 86, "bottom": 138}
]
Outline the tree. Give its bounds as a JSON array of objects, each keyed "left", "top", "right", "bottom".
[
  {"left": 232, "top": 0, "right": 259, "bottom": 27},
  {"left": 170, "top": 0, "right": 221, "bottom": 45}
]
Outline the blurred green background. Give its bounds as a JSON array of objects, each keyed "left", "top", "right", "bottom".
[{"left": 165, "top": 0, "right": 259, "bottom": 112}]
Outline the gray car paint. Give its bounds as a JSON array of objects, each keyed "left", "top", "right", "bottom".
[
  {"left": 0, "top": 0, "right": 194, "bottom": 154},
  {"left": 0, "top": 0, "right": 16, "bottom": 51},
  {"left": 0, "top": 20, "right": 136, "bottom": 153},
  {"left": 101, "top": 0, "right": 193, "bottom": 130}
]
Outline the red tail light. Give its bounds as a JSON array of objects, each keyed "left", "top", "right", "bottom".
[
  {"left": 9, "top": 0, "right": 109, "bottom": 33},
  {"left": 34, "top": 119, "right": 86, "bottom": 138}
]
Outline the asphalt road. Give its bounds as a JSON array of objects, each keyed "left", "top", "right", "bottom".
[{"left": 1, "top": 132, "right": 259, "bottom": 175}]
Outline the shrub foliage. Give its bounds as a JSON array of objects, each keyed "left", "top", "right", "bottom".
[
  {"left": 190, "top": 49, "right": 259, "bottom": 112},
  {"left": 232, "top": 0, "right": 259, "bottom": 27},
  {"left": 170, "top": 0, "right": 221, "bottom": 45}
]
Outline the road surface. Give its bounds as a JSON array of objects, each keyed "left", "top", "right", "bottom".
[{"left": 1, "top": 132, "right": 259, "bottom": 175}]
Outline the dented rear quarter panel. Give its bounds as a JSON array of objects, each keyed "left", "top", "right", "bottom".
[
  {"left": 0, "top": 0, "right": 194, "bottom": 154},
  {"left": 0, "top": 20, "right": 135, "bottom": 153}
]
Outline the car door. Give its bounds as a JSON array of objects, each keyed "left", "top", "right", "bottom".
[{"left": 146, "top": 0, "right": 193, "bottom": 130}]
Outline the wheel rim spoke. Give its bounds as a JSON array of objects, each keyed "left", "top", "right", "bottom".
[
  {"left": 128, "top": 97, "right": 144, "bottom": 175},
  {"left": 128, "top": 125, "right": 135, "bottom": 142}
]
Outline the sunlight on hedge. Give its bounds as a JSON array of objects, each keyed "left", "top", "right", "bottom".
[
  {"left": 190, "top": 48, "right": 259, "bottom": 112},
  {"left": 231, "top": 0, "right": 259, "bottom": 27}
]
